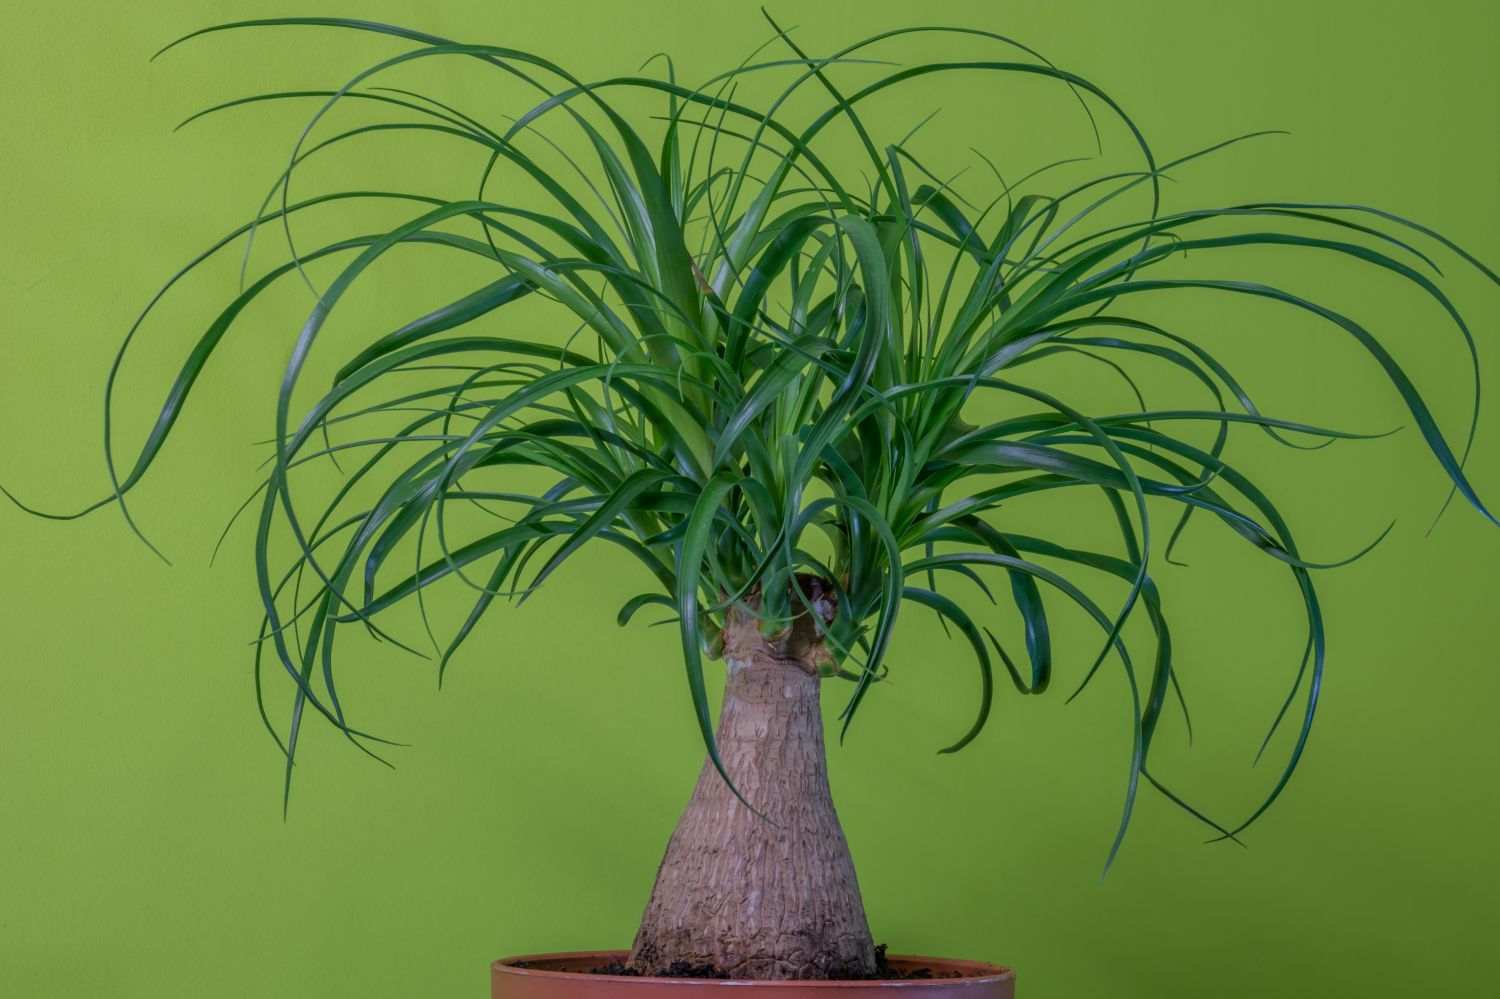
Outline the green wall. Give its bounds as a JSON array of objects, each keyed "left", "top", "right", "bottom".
[{"left": 2, "top": 2, "right": 1497, "bottom": 996}]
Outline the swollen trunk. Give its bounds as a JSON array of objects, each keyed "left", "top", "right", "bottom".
[{"left": 627, "top": 605, "right": 876, "bottom": 979}]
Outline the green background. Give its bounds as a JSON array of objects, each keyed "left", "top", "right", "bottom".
[{"left": 3, "top": 2, "right": 1497, "bottom": 997}]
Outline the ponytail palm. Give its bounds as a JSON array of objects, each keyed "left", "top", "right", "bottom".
[{"left": 8, "top": 15, "right": 1494, "bottom": 980}]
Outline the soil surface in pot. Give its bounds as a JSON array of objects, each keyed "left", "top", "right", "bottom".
[{"left": 512, "top": 945, "right": 961, "bottom": 982}]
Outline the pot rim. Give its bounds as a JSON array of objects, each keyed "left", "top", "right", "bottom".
[{"left": 493, "top": 951, "right": 1015, "bottom": 987}]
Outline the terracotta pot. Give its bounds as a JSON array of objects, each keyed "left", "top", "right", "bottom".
[{"left": 492, "top": 952, "right": 1016, "bottom": 998}]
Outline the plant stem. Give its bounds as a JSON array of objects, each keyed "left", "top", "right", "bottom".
[{"left": 628, "top": 600, "right": 876, "bottom": 979}]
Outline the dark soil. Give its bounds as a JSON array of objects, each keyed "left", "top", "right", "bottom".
[{"left": 513, "top": 945, "right": 963, "bottom": 981}]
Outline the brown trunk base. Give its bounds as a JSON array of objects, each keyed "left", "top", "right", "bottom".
[{"left": 627, "top": 598, "right": 876, "bottom": 980}]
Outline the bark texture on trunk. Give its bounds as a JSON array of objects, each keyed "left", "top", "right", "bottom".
[{"left": 627, "top": 598, "right": 876, "bottom": 980}]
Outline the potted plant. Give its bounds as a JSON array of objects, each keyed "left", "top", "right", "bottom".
[{"left": 6, "top": 14, "right": 1494, "bottom": 996}]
